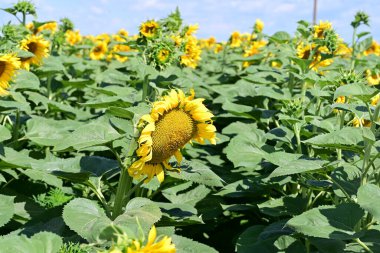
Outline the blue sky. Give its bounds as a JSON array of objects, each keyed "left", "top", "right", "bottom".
[{"left": 1, "top": 0, "right": 379, "bottom": 42}]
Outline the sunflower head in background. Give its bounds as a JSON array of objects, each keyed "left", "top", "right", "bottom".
[
  {"left": 0, "top": 53, "right": 21, "bottom": 96},
  {"left": 140, "top": 20, "right": 160, "bottom": 39},
  {"left": 128, "top": 89, "right": 216, "bottom": 183},
  {"left": 19, "top": 34, "right": 50, "bottom": 70},
  {"left": 89, "top": 41, "right": 108, "bottom": 60}
]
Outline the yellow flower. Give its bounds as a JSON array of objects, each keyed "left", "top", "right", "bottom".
[
  {"left": 157, "top": 49, "right": 170, "bottom": 63},
  {"left": 110, "top": 44, "right": 131, "bottom": 63},
  {"left": 19, "top": 35, "right": 50, "bottom": 70},
  {"left": 127, "top": 226, "right": 176, "bottom": 253},
  {"left": 333, "top": 96, "right": 346, "bottom": 114},
  {"left": 366, "top": 69, "right": 380, "bottom": 85},
  {"left": 185, "top": 24, "right": 199, "bottom": 36},
  {"left": 335, "top": 42, "right": 352, "bottom": 58},
  {"left": 96, "top": 33, "right": 111, "bottom": 44},
  {"left": 229, "top": 31, "right": 241, "bottom": 48},
  {"left": 371, "top": 93, "right": 380, "bottom": 106},
  {"left": 36, "top": 22, "right": 58, "bottom": 34},
  {"left": 65, "top": 30, "right": 82, "bottom": 46},
  {"left": 26, "top": 22, "right": 34, "bottom": 31},
  {"left": 171, "top": 35, "right": 182, "bottom": 47},
  {"left": 113, "top": 34, "right": 126, "bottom": 42},
  {"left": 254, "top": 19, "right": 264, "bottom": 33},
  {"left": 128, "top": 89, "right": 216, "bottom": 183},
  {"left": 90, "top": 41, "right": 108, "bottom": 60},
  {"left": 0, "top": 53, "right": 21, "bottom": 96},
  {"left": 117, "top": 28, "right": 129, "bottom": 37},
  {"left": 296, "top": 43, "right": 332, "bottom": 71},
  {"left": 352, "top": 117, "right": 371, "bottom": 127},
  {"left": 270, "top": 60, "right": 282, "bottom": 68},
  {"left": 140, "top": 20, "right": 159, "bottom": 38},
  {"left": 243, "top": 40, "right": 266, "bottom": 67},
  {"left": 180, "top": 36, "right": 202, "bottom": 68},
  {"left": 313, "top": 21, "right": 332, "bottom": 39},
  {"left": 214, "top": 44, "right": 224, "bottom": 54},
  {"left": 363, "top": 40, "right": 380, "bottom": 56}
]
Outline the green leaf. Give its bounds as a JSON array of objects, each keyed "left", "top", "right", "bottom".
[
  {"left": 357, "top": 184, "right": 380, "bottom": 222},
  {"left": 268, "top": 159, "right": 327, "bottom": 178},
  {"left": 0, "top": 232, "right": 62, "bottom": 253},
  {"left": 114, "top": 197, "right": 162, "bottom": 230},
  {"left": 162, "top": 184, "right": 211, "bottom": 206},
  {"left": 53, "top": 120, "right": 121, "bottom": 151},
  {"left": 0, "top": 125, "right": 11, "bottom": 142},
  {"left": 305, "top": 127, "right": 368, "bottom": 152},
  {"left": 168, "top": 159, "right": 223, "bottom": 187},
  {"left": 287, "top": 203, "right": 364, "bottom": 240},
  {"left": 258, "top": 194, "right": 308, "bottom": 217},
  {"left": 334, "top": 83, "right": 377, "bottom": 102},
  {"left": 12, "top": 70, "right": 40, "bottom": 90},
  {"left": 158, "top": 202, "right": 203, "bottom": 226},
  {"left": 0, "top": 195, "right": 15, "bottom": 228},
  {"left": 236, "top": 225, "right": 277, "bottom": 253},
  {"left": 171, "top": 235, "right": 218, "bottom": 253},
  {"left": 62, "top": 198, "right": 110, "bottom": 242}
]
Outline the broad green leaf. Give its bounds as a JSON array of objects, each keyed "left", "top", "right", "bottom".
[
  {"left": 331, "top": 164, "right": 361, "bottom": 198},
  {"left": 12, "top": 70, "right": 40, "bottom": 90},
  {"left": 114, "top": 197, "right": 162, "bottom": 230},
  {"left": 287, "top": 203, "right": 364, "bottom": 240},
  {"left": 268, "top": 159, "right": 327, "bottom": 178},
  {"left": 334, "top": 83, "right": 377, "bottom": 102},
  {"left": 0, "top": 125, "right": 11, "bottom": 142},
  {"left": 0, "top": 195, "right": 15, "bottom": 228},
  {"left": 62, "top": 198, "right": 110, "bottom": 242},
  {"left": 167, "top": 160, "right": 223, "bottom": 187},
  {"left": 171, "top": 235, "right": 218, "bottom": 253},
  {"left": 357, "top": 184, "right": 380, "bottom": 222},
  {"left": 162, "top": 184, "right": 211, "bottom": 206},
  {"left": 236, "top": 225, "right": 278, "bottom": 253},
  {"left": 158, "top": 202, "right": 202, "bottom": 226},
  {"left": 0, "top": 232, "right": 62, "bottom": 253},
  {"left": 53, "top": 121, "right": 121, "bottom": 151},
  {"left": 258, "top": 194, "right": 308, "bottom": 217},
  {"left": 305, "top": 127, "right": 370, "bottom": 152}
]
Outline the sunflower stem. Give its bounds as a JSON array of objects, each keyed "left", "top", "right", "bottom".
[
  {"left": 111, "top": 141, "right": 137, "bottom": 220},
  {"left": 142, "top": 75, "right": 149, "bottom": 102}
]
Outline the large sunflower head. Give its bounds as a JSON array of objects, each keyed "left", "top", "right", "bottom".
[
  {"left": 128, "top": 89, "right": 216, "bottom": 183},
  {"left": 140, "top": 20, "right": 160, "bottom": 38},
  {"left": 0, "top": 53, "right": 21, "bottom": 96},
  {"left": 89, "top": 41, "right": 108, "bottom": 60},
  {"left": 19, "top": 34, "right": 50, "bottom": 70},
  {"left": 36, "top": 22, "right": 58, "bottom": 34},
  {"left": 313, "top": 21, "right": 332, "bottom": 39}
]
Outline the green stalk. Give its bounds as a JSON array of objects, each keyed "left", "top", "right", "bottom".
[
  {"left": 111, "top": 140, "right": 137, "bottom": 220},
  {"left": 142, "top": 75, "right": 149, "bottom": 102},
  {"left": 361, "top": 102, "right": 380, "bottom": 185},
  {"left": 354, "top": 238, "right": 373, "bottom": 253},
  {"left": 350, "top": 27, "right": 357, "bottom": 70},
  {"left": 293, "top": 123, "right": 302, "bottom": 154},
  {"left": 337, "top": 111, "right": 345, "bottom": 161}
]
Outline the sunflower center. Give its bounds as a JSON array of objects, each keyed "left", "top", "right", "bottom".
[
  {"left": 150, "top": 109, "right": 197, "bottom": 163},
  {"left": 144, "top": 25, "right": 156, "bottom": 35},
  {"left": 0, "top": 61, "right": 5, "bottom": 76},
  {"left": 27, "top": 42, "right": 38, "bottom": 54}
]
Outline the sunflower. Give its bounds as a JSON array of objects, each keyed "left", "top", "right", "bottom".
[
  {"left": 90, "top": 41, "right": 108, "bottom": 60},
  {"left": 65, "top": 30, "right": 82, "bottom": 46},
  {"left": 352, "top": 117, "right": 371, "bottom": 128},
  {"left": 229, "top": 31, "right": 242, "bottom": 48},
  {"left": 363, "top": 40, "right": 380, "bottom": 56},
  {"left": 313, "top": 21, "right": 332, "bottom": 39},
  {"left": 0, "top": 54, "right": 21, "bottom": 96},
  {"left": 128, "top": 226, "right": 176, "bottom": 253},
  {"left": 140, "top": 20, "right": 159, "bottom": 38},
  {"left": 371, "top": 93, "right": 380, "bottom": 106},
  {"left": 110, "top": 44, "right": 131, "bottom": 63},
  {"left": 19, "top": 35, "right": 50, "bottom": 70},
  {"left": 296, "top": 43, "right": 332, "bottom": 71},
  {"left": 180, "top": 36, "right": 201, "bottom": 68},
  {"left": 254, "top": 19, "right": 264, "bottom": 33},
  {"left": 36, "top": 22, "right": 58, "bottom": 34},
  {"left": 117, "top": 28, "right": 129, "bottom": 37},
  {"left": 185, "top": 24, "right": 199, "bottom": 36},
  {"left": 366, "top": 69, "right": 380, "bottom": 85},
  {"left": 243, "top": 40, "right": 267, "bottom": 67},
  {"left": 157, "top": 48, "right": 170, "bottom": 63},
  {"left": 128, "top": 89, "right": 216, "bottom": 183}
]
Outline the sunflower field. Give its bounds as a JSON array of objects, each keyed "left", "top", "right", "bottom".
[{"left": 1, "top": 1, "right": 380, "bottom": 252}]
